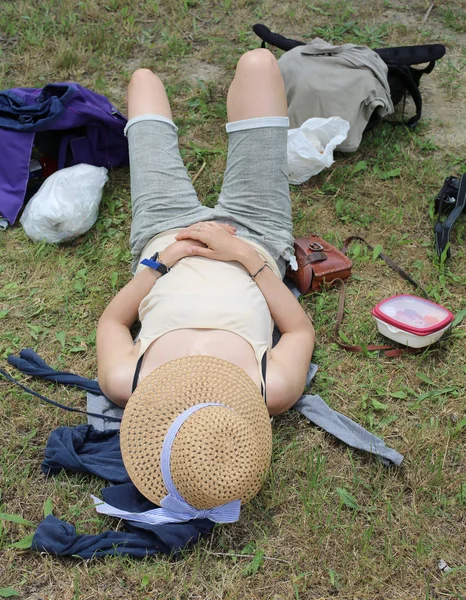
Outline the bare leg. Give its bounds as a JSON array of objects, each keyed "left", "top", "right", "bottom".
[
  {"left": 226, "top": 49, "right": 287, "bottom": 121},
  {"left": 126, "top": 68, "right": 173, "bottom": 120},
  {"left": 125, "top": 69, "right": 211, "bottom": 273},
  {"left": 213, "top": 49, "right": 293, "bottom": 278}
]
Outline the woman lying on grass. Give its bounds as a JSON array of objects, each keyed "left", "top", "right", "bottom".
[{"left": 96, "top": 49, "right": 315, "bottom": 416}]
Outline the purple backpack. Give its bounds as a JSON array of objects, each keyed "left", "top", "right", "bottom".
[{"left": 0, "top": 83, "right": 128, "bottom": 225}]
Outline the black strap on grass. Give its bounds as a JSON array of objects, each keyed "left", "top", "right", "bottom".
[
  {"left": 253, "top": 23, "right": 305, "bottom": 51},
  {"left": 341, "top": 236, "right": 429, "bottom": 298},
  {"left": 0, "top": 368, "right": 122, "bottom": 423},
  {"left": 386, "top": 65, "right": 423, "bottom": 127},
  {"left": 435, "top": 174, "right": 466, "bottom": 258}
]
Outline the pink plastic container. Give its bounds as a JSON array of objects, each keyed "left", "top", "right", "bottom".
[{"left": 371, "top": 295, "right": 454, "bottom": 348}]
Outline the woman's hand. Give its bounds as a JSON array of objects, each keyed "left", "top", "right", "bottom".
[
  {"left": 159, "top": 239, "right": 206, "bottom": 267},
  {"left": 160, "top": 222, "right": 237, "bottom": 267},
  {"left": 175, "top": 221, "right": 256, "bottom": 265},
  {"left": 185, "top": 221, "right": 236, "bottom": 236}
]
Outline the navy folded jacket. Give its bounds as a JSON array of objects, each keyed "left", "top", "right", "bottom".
[{"left": 33, "top": 424, "right": 214, "bottom": 558}]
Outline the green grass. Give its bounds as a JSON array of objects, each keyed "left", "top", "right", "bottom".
[{"left": 1, "top": 0, "right": 466, "bottom": 599}]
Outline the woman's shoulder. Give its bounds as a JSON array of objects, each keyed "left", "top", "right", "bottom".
[{"left": 97, "top": 342, "right": 141, "bottom": 408}]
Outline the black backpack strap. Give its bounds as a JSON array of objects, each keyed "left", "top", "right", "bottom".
[
  {"left": 374, "top": 44, "right": 446, "bottom": 68},
  {"left": 387, "top": 65, "right": 423, "bottom": 127},
  {"left": 253, "top": 24, "right": 447, "bottom": 70},
  {"left": 435, "top": 174, "right": 466, "bottom": 258},
  {"left": 252, "top": 23, "right": 305, "bottom": 51}
]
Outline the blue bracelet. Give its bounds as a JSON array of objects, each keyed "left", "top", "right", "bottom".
[
  {"left": 140, "top": 252, "right": 170, "bottom": 275},
  {"left": 141, "top": 258, "right": 162, "bottom": 270}
]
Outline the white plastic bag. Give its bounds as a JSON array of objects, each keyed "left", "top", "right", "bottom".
[
  {"left": 287, "top": 117, "right": 350, "bottom": 184},
  {"left": 20, "top": 164, "right": 108, "bottom": 243}
]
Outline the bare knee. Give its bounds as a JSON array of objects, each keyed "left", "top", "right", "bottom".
[
  {"left": 227, "top": 48, "right": 286, "bottom": 121},
  {"left": 126, "top": 68, "right": 169, "bottom": 117},
  {"left": 236, "top": 48, "right": 277, "bottom": 74},
  {"left": 129, "top": 68, "right": 164, "bottom": 91}
]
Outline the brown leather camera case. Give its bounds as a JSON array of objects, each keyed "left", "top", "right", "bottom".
[{"left": 287, "top": 235, "right": 353, "bottom": 293}]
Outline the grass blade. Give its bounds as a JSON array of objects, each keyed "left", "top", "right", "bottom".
[
  {"left": 336, "top": 487, "right": 360, "bottom": 510},
  {"left": 10, "top": 534, "right": 34, "bottom": 549},
  {"left": 0, "top": 588, "right": 20, "bottom": 598},
  {"left": 0, "top": 513, "right": 34, "bottom": 527}
]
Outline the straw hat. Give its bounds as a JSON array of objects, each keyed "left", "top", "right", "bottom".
[{"left": 120, "top": 355, "right": 272, "bottom": 510}]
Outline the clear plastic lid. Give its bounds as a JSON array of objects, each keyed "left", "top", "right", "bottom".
[{"left": 371, "top": 295, "right": 454, "bottom": 335}]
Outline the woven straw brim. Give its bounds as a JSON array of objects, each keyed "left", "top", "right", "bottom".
[{"left": 120, "top": 356, "right": 272, "bottom": 509}]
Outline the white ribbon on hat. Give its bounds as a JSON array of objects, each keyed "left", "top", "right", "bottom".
[{"left": 92, "top": 402, "right": 241, "bottom": 525}]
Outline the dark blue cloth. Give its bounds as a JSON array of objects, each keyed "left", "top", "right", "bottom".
[
  {"left": 32, "top": 515, "right": 170, "bottom": 558},
  {"left": 8, "top": 348, "right": 102, "bottom": 394},
  {"left": 32, "top": 514, "right": 213, "bottom": 558},
  {"left": 6, "top": 348, "right": 404, "bottom": 467},
  {"left": 0, "top": 83, "right": 128, "bottom": 225},
  {"left": 33, "top": 424, "right": 215, "bottom": 558},
  {"left": 41, "top": 424, "right": 128, "bottom": 483}
]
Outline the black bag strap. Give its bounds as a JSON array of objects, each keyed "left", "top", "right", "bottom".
[
  {"left": 387, "top": 65, "right": 423, "bottom": 127},
  {"left": 252, "top": 23, "right": 305, "bottom": 51},
  {"left": 0, "top": 368, "right": 122, "bottom": 423},
  {"left": 341, "top": 236, "right": 429, "bottom": 297},
  {"left": 435, "top": 174, "right": 466, "bottom": 258},
  {"left": 252, "top": 23, "right": 446, "bottom": 68},
  {"left": 374, "top": 44, "right": 446, "bottom": 67}
]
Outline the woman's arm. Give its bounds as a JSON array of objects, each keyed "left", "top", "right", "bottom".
[
  {"left": 96, "top": 241, "right": 196, "bottom": 405},
  {"left": 96, "top": 267, "right": 161, "bottom": 405},
  {"left": 237, "top": 245, "right": 315, "bottom": 416},
  {"left": 175, "top": 226, "right": 313, "bottom": 335},
  {"left": 239, "top": 247, "right": 313, "bottom": 336}
]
